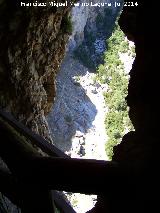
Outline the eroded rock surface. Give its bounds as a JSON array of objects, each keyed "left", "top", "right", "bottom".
[
  {"left": 0, "top": 0, "right": 72, "bottom": 141},
  {"left": 47, "top": 53, "right": 108, "bottom": 160}
]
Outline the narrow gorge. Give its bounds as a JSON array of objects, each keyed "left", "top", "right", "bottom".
[
  {"left": 46, "top": 0, "right": 135, "bottom": 212},
  {"left": 48, "top": 0, "right": 122, "bottom": 161},
  {"left": 0, "top": 1, "right": 150, "bottom": 213}
]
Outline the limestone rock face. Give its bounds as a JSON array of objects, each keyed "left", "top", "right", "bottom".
[
  {"left": 47, "top": 54, "right": 108, "bottom": 161},
  {"left": 67, "top": 0, "right": 121, "bottom": 51},
  {"left": 46, "top": 0, "right": 123, "bottom": 161},
  {"left": 0, "top": 0, "right": 72, "bottom": 141}
]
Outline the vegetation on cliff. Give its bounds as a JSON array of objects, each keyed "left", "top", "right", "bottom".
[
  {"left": 96, "top": 22, "right": 134, "bottom": 160},
  {"left": 73, "top": 8, "right": 118, "bottom": 71}
]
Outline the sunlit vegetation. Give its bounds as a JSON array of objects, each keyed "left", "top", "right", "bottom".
[
  {"left": 73, "top": 8, "right": 118, "bottom": 70},
  {"left": 96, "top": 22, "right": 134, "bottom": 160}
]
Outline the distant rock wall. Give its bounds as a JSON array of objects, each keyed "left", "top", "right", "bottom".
[
  {"left": 47, "top": 0, "right": 123, "bottom": 158},
  {"left": 67, "top": 0, "right": 122, "bottom": 51}
]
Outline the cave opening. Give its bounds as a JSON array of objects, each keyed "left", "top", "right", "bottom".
[
  {"left": 0, "top": 0, "right": 148, "bottom": 212},
  {"left": 46, "top": 3, "right": 136, "bottom": 212}
]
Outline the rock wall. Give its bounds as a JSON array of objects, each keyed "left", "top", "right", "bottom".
[
  {"left": 1, "top": 0, "right": 158, "bottom": 212},
  {"left": 0, "top": 0, "right": 72, "bottom": 142},
  {"left": 47, "top": 53, "right": 108, "bottom": 162},
  {"left": 47, "top": 2, "right": 123, "bottom": 211},
  {"left": 47, "top": 0, "right": 123, "bottom": 160},
  {"left": 67, "top": 0, "right": 122, "bottom": 51},
  {"left": 89, "top": 1, "right": 160, "bottom": 212}
]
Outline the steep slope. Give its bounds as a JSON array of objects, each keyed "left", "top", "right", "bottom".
[
  {"left": 47, "top": 1, "right": 123, "bottom": 212},
  {"left": 0, "top": 0, "right": 72, "bottom": 142},
  {"left": 47, "top": 53, "right": 108, "bottom": 160}
]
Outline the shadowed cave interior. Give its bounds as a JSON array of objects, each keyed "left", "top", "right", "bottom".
[{"left": 0, "top": 0, "right": 159, "bottom": 212}]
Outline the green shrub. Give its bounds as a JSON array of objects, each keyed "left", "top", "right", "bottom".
[
  {"left": 96, "top": 21, "right": 134, "bottom": 160},
  {"left": 61, "top": 14, "right": 73, "bottom": 35},
  {"left": 130, "top": 45, "right": 136, "bottom": 57},
  {"left": 119, "top": 41, "right": 129, "bottom": 53}
]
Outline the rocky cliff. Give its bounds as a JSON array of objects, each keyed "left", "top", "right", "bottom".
[
  {"left": 68, "top": 0, "right": 123, "bottom": 69},
  {"left": 1, "top": 0, "right": 156, "bottom": 213},
  {"left": 47, "top": 0, "right": 122, "bottom": 161},
  {"left": 46, "top": 2, "right": 123, "bottom": 212},
  {"left": 68, "top": 0, "right": 121, "bottom": 51},
  {"left": 0, "top": 0, "right": 73, "bottom": 142}
]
